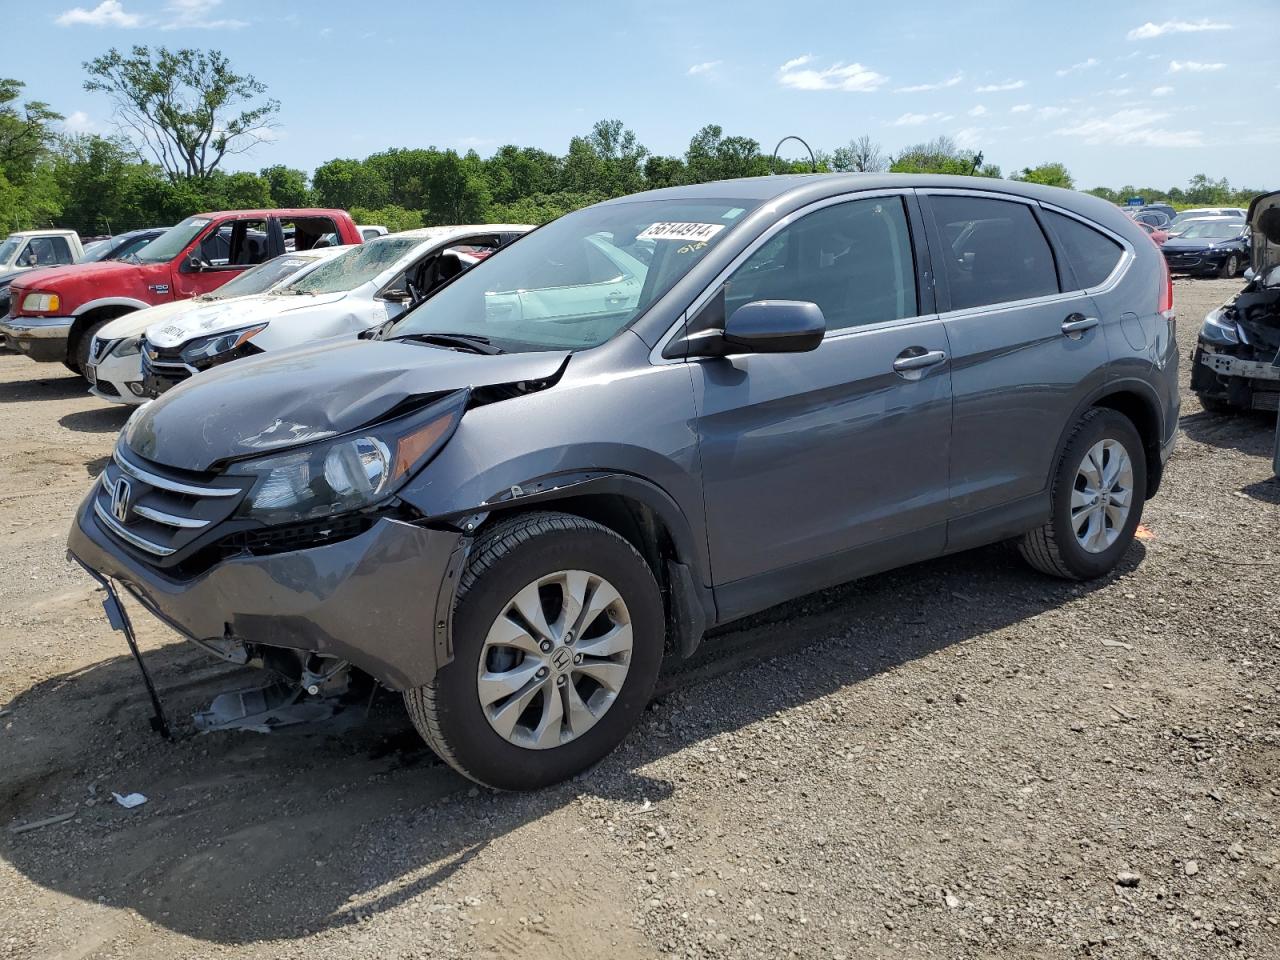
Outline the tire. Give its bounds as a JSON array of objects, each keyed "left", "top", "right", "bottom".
[
  {"left": 70, "top": 318, "right": 108, "bottom": 378},
  {"left": 1219, "top": 254, "right": 1239, "bottom": 279},
  {"left": 1194, "top": 392, "right": 1233, "bottom": 414},
  {"left": 404, "top": 511, "right": 665, "bottom": 790},
  {"left": 1019, "top": 408, "right": 1147, "bottom": 580}
]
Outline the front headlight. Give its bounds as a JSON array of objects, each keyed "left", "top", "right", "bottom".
[
  {"left": 21, "top": 291, "right": 60, "bottom": 313},
  {"left": 110, "top": 336, "right": 141, "bottom": 358},
  {"left": 1200, "top": 306, "right": 1239, "bottom": 346},
  {"left": 226, "top": 389, "right": 468, "bottom": 524},
  {"left": 180, "top": 323, "right": 267, "bottom": 366}
]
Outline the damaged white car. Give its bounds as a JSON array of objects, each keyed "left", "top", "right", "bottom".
[
  {"left": 1191, "top": 190, "right": 1280, "bottom": 413},
  {"left": 138, "top": 225, "right": 531, "bottom": 399},
  {"left": 87, "top": 246, "right": 348, "bottom": 405}
]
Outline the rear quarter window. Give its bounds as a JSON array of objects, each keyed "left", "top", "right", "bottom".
[
  {"left": 1043, "top": 210, "right": 1124, "bottom": 289},
  {"left": 931, "top": 195, "right": 1059, "bottom": 311}
]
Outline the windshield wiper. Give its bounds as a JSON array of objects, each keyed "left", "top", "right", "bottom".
[{"left": 394, "top": 332, "right": 503, "bottom": 355}]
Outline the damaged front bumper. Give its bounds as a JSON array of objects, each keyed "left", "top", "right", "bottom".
[
  {"left": 1191, "top": 345, "right": 1280, "bottom": 411},
  {"left": 67, "top": 492, "right": 465, "bottom": 690}
]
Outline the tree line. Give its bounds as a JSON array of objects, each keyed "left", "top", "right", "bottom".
[{"left": 0, "top": 46, "right": 1270, "bottom": 238}]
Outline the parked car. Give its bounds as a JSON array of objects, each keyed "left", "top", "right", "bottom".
[
  {"left": 69, "top": 174, "right": 1179, "bottom": 790},
  {"left": 77, "top": 228, "right": 168, "bottom": 265},
  {"left": 86, "top": 246, "right": 349, "bottom": 405},
  {"left": 1190, "top": 190, "right": 1280, "bottom": 413},
  {"left": 359, "top": 225, "right": 389, "bottom": 241},
  {"left": 0, "top": 229, "right": 85, "bottom": 320},
  {"left": 1130, "top": 209, "right": 1171, "bottom": 229},
  {"left": 1161, "top": 216, "right": 1251, "bottom": 277},
  {"left": 0, "top": 209, "right": 362, "bottom": 375},
  {"left": 1167, "top": 208, "right": 1246, "bottom": 236},
  {"left": 136, "top": 224, "right": 531, "bottom": 399}
]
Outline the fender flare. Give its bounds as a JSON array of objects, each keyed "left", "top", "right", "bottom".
[{"left": 72, "top": 297, "right": 151, "bottom": 317}]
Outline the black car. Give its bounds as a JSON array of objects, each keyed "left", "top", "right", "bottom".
[{"left": 1161, "top": 218, "right": 1250, "bottom": 278}]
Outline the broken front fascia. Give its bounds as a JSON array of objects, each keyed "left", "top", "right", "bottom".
[{"left": 1193, "top": 273, "right": 1280, "bottom": 410}]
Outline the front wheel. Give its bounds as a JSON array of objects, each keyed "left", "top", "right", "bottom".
[
  {"left": 404, "top": 512, "right": 665, "bottom": 790},
  {"left": 1219, "top": 254, "right": 1240, "bottom": 279},
  {"left": 1019, "top": 408, "right": 1147, "bottom": 580}
]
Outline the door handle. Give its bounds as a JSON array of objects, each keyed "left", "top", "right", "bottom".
[
  {"left": 892, "top": 348, "right": 947, "bottom": 381},
  {"left": 1061, "top": 314, "right": 1099, "bottom": 338}
]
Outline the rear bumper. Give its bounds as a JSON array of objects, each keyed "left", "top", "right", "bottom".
[
  {"left": 67, "top": 492, "right": 465, "bottom": 690},
  {"left": 0, "top": 315, "right": 72, "bottom": 362}
]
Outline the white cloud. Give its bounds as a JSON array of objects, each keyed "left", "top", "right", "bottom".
[
  {"left": 894, "top": 72, "right": 962, "bottom": 93},
  {"left": 975, "top": 79, "right": 1025, "bottom": 93},
  {"left": 952, "top": 127, "right": 984, "bottom": 149},
  {"left": 777, "top": 55, "right": 887, "bottom": 93},
  {"left": 1055, "top": 108, "right": 1203, "bottom": 147},
  {"left": 1037, "top": 106, "right": 1070, "bottom": 119},
  {"left": 687, "top": 60, "right": 722, "bottom": 76},
  {"left": 892, "top": 112, "right": 951, "bottom": 126},
  {"left": 1127, "top": 19, "right": 1232, "bottom": 41},
  {"left": 1169, "top": 60, "right": 1225, "bottom": 73},
  {"left": 967, "top": 105, "right": 987, "bottom": 117},
  {"left": 54, "top": 1, "right": 142, "bottom": 27},
  {"left": 1010, "top": 104, "right": 1032, "bottom": 113},
  {"left": 160, "top": 0, "right": 246, "bottom": 30},
  {"left": 61, "top": 111, "right": 97, "bottom": 134},
  {"left": 1055, "top": 58, "right": 1099, "bottom": 77},
  {"left": 1151, "top": 85, "right": 1174, "bottom": 97},
  {"left": 1106, "top": 87, "right": 1134, "bottom": 97}
]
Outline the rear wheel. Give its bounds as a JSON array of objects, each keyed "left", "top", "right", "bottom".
[
  {"left": 1019, "top": 408, "right": 1147, "bottom": 580},
  {"left": 404, "top": 512, "right": 665, "bottom": 790}
]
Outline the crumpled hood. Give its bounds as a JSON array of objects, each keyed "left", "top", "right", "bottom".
[
  {"left": 125, "top": 337, "right": 570, "bottom": 471},
  {"left": 98, "top": 298, "right": 203, "bottom": 341},
  {"left": 145, "top": 291, "right": 349, "bottom": 347}
]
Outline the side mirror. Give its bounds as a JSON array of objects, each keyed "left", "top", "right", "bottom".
[
  {"left": 1243, "top": 267, "right": 1256, "bottom": 282},
  {"left": 683, "top": 297, "right": 826, "bottom": 357},
  {"left": 186, "top": 255, "right": 205, "bottom": 272}
]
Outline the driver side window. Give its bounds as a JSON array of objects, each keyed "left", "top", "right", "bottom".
[{"left": 724, "top": 196, "right": 918, "bottom": 332}]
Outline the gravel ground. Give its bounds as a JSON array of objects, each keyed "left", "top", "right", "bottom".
[{"left": 1, "top": 276, "right": 1277, "bottom": 960}]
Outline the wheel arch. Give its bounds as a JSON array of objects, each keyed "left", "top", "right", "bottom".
[
  {"left": 1056, "top": 381, "right": 1167, "bottom": 498},
  {"left": 68, "top": 298, "right": 148, "bottom": 360}
]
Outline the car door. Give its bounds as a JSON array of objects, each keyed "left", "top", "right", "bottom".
[
  {"left": 920, "top": 190, "right": 1111, "bottom": 541},
  {"left": 689, "top": 192, "right": 954, "bottom": 618}
]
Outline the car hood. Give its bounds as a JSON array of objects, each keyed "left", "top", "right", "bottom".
[
  {"left": 9, "top": 259, "right": 139, "bottom": 292},
  {"left": 124, "top": 337, "right": 570, "bottom": 471},
  {"left": 1248, "top": 190, "right": 1280, "bottom": 276},
  {"left": 98, "top": 298, "right": 203, "bottom": 341},
  {"left": 1162, "top": 236, "right": 1235, "bottom": 251},
  {"left": 144, "top": 291, "right": 350, "bottom": 347}
]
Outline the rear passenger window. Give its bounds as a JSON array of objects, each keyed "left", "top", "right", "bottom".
[
  {"left": 931, "top": 195, "right": 1059, "bottom": 311},
  {"left": 1043, "top": 210, "right": 1124, "bottom": 289},
  {"left": 725, "top": 196, "right": 917, "bottom": 331}
]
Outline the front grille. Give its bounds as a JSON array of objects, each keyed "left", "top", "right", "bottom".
[
  {"left": 93, "top": 447, "right": 248, "bottom": 565},
  {"left": 94, "top": 379, "right": 120, "bottom": 398},
  {"left": 140, "top": 341, "right": 193, "bottom": 398},
  {"left": 89, "top": 337, "right": 112, "bottom": 364},
  {"left": 217, "top": 514, "right": 372, "bottom": 559}
]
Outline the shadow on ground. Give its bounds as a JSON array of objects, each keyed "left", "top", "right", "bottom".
[
  {"left": 0, "top": 540, "right": 1144, "bottom": 945},
  {"left": 0, "top": 371, "right": 86, "bottom": 403},
  {"left": 1180, "top": 408, "right": 1278, "bottom": 458},
  {"left": 59, "top": 405, "right": 131, "bottom": 434}
]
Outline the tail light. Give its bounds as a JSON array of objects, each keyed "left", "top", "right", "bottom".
[{"left": 1157, "top": 254, "right": 1175, "bottom": 322}]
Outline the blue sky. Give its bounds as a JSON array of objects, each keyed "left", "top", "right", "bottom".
[{"left": 6, "top": 0, "right": 1279, "bottom": 190}]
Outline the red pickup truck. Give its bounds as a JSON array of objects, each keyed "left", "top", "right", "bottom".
[{"left": 2, "top": 208, "right": 362, "bottom": 375}]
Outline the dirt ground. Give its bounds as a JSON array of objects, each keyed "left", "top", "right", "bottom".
[{"left": 1, "top": 277, "right": 1277, "bottom": 960}]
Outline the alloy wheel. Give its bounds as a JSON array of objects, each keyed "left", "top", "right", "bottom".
[
  {"left": 476, "top": 569, "right": 633, "bottom": 749},
  {"left": 1071, "top": 439, "right": 1134, "bottom": 554}
]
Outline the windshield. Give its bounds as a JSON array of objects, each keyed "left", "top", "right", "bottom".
[
  {"left": 1179, "top": 221, "right": 1242, "bottom": 240},
  {"left": 209, "top": 254, "right": 320, "bottom": 298},
  {"left": 0, "top": 237, "right": 21, "bottom": 264},
  {"left": 391, "top": 198, "right": 758, "bottom": 351},
  {"left": 133, "top": 217, "right": 211, "bottom": 264},
  {"left": 286, "top": 236, "right": 423, "bottom": 295}
]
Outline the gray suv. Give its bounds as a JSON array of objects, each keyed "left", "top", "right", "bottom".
[{"left": 69, "top": 175, "right": 1180, "bottom": 790}]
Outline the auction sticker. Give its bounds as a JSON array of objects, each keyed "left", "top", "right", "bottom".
[{"left": 637, "top": 222, "right": 726, "bottom": 243}]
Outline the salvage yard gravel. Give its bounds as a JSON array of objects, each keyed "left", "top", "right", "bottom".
[{"left": 1, "top": 277, "right": 1277, "bottom": 959}]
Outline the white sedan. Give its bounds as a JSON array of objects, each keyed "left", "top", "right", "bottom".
[
  {"left": 137, "top": 224, "right": 531, "bottom": 399},
  {"left": 87, "top": 246, "right": 348, "bottom": 405}
]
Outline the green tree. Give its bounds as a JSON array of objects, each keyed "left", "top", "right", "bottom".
[
  {"left": 829, "top": 135, "right": 887, "bottom": 173},
  {"left": 312, "top": 157, "right": 389, "bottom": 210},
  {"left": 83, "top": 46, "right": 279, "bottom": 181},
  {"left": 259, "top": 164, "right": 312, "bottom": 207},
  {"left": 890, "top": 137, "right": 998, "bottom": 177},
  {"left": 1011, "top": 162, "right": 1074, "bottom": 189}
]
